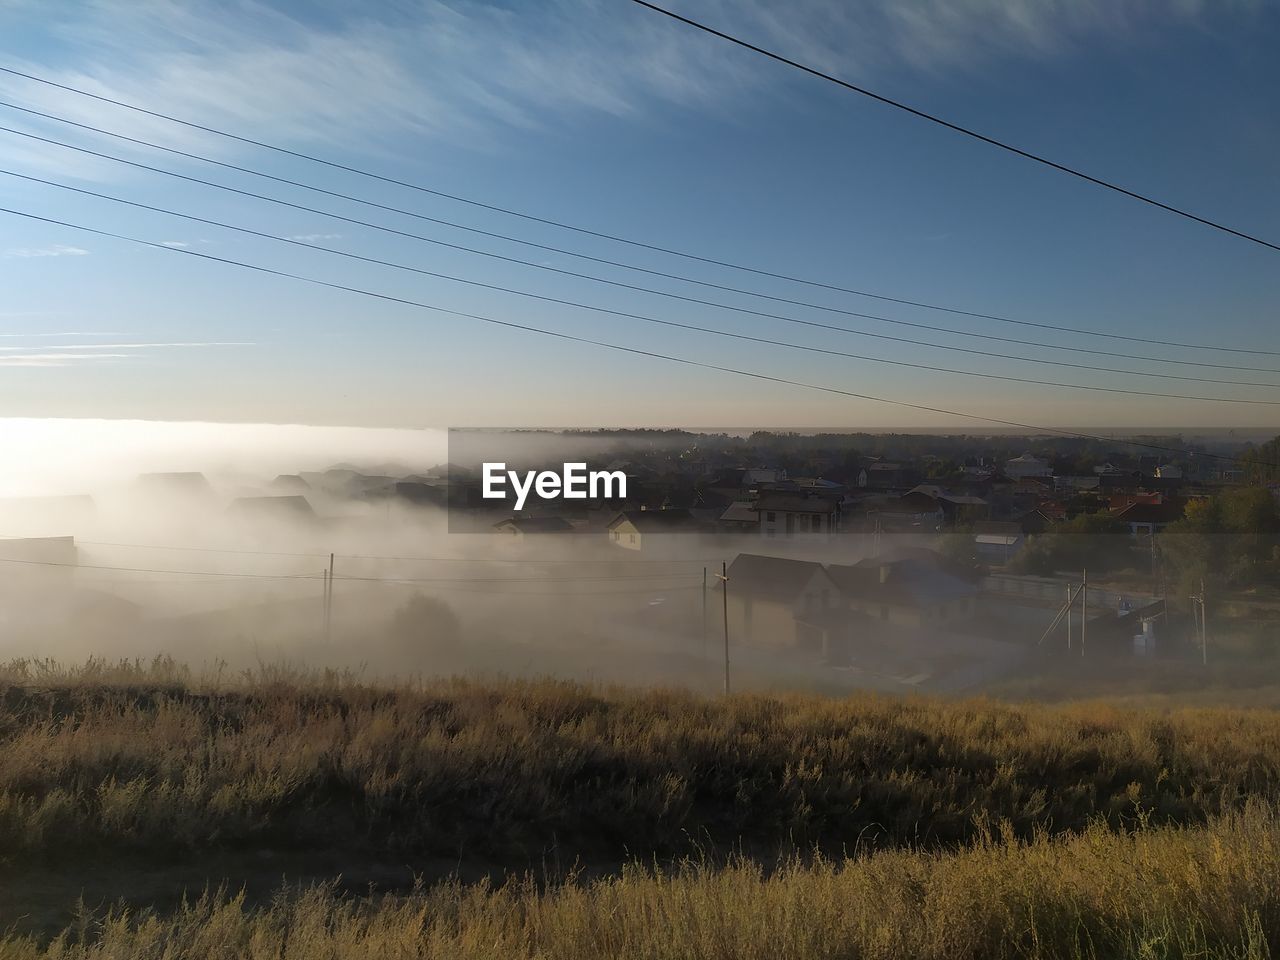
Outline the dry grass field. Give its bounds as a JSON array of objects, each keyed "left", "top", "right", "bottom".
[{"left": 2, "top": 656, "right": 1280, "bottom": 957}]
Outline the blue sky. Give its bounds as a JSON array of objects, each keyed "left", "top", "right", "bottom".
[{"left": 0, "top": 0, "right": 1277, "bottom": 430}]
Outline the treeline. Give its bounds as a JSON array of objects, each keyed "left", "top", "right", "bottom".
[
  {"left": 1008, "top": 487, "right": 1280, "bottom": 599},
  {"left": 1240, "top": 435, "right": 1280, "bottom": 485}
]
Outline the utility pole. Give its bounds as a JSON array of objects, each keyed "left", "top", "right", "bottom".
[
  {"left": 717, "top": 560, "right": 730, "bottom": 695},
  {"left": 1189, "top": 580, "right": 1208, "bottom": 666},
  {"left": 1080, "top": 568, "right": 1087, "bottom": 658},
  {"left": 1066, "top": 582, "right": 1073, "bottom": 652},
  {"left": 702, "top": 566, "right": 708, "bottom": 664},
  {"left": 321, "top": 565, "right": 330, "bottom": 641},
  {"left": 324, "top": 552, "right": 335, "bottom": 644}
]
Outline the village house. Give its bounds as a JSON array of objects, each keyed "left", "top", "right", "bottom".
[
  {"left": 754, "top": 491, "right": 839, "bottom": 538},
  {"left": 1003, "top": 453, "right": 1052, "bottom": 479},
  {"left": 826, "top": 555, "right": 978, "bottom": 629},
  {"left": 1112, "top": 500, "right": 1184, "bottom": 536},
  {"left": 857, "top": 462, "right": 919, "bottom": 491},
  {"left": 492, "top": 516, "right": 575, "bottom": 541},
  {"left": 724, "top": 554, "right": 841, "bottom": 655},
  {"left": 716, "top": 501, "right": 759, "bottom": 534},
  {"left": 973, "top": 520, "right": 1025, "bottom": 565},
  {"left": 607, "top": 508, "right": 702, "bottom": 551},
  {"left": 867, "top": 490, "right": 945, "bottom": 531}
]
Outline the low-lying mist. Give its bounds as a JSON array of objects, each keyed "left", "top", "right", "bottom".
[{"left": 1, "top": 418, "right": 1272, "bottom": 706}]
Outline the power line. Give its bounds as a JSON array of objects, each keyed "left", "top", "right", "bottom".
[
  {"left": 1, "top": 205, "right": 1274, "bottom": 469},
  {"left": 0, "top": 553, "right": 701, "bottom": 583},
  {"left": 0, "top": 533, "right": 724, "bottom": 566},
  {"left": 75, "top": 541, "right": 718, "bottom": 565},
  {"left": 72, "top": 576, "right": 700, "bottom": 597},
  {"left": 1, "top": 73, "right": 1276, "bottom": 359},
  {"left": 10, "top": 163, "right": 1280, "bottom": 389},
  {"left": 628, "top": 0, "right": 1280, "bottom": 255},
  {"left": 5, "top": 181, "right": 1277, "bottom": 404}
]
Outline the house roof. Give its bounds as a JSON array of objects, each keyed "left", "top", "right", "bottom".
[
  {"left": 827, "top": 558, "right": 977, "bottom": 607},
  {"left": 940, "top": 494, "right": 989, "bottom": 506},
  {"left": 228, "top": 495, "right": 315, "bottom": 518},
  {"left": 888, "top": 491, "right": 942, "bottom": 513},
  {"left": 727, "top": 553, "right": 832, "bottom": 603},
  {"left": 493, "top": 516, "right": 574, "bottom": 534},
  {"left": 755, "top": 493, "right": 837, "bottom": 514},
  {"left": 1114, "top": 501, "right": 1185, "bottom": 525},
  {"left": 718, "top": 501, "right": 758, "bottom": 524},
  {"left": 608, "top": 508, "right": 700, "bottom": 532},
  {"left": 974, "top": 520, "right": 1023, "bottom": 537}
]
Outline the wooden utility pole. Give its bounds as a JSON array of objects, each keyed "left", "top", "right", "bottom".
[
  {"left": 702, "top": 566, "right": 708, "bottom": 664},
  {"left": 324, "top": 552, "right": 335, "bottom": 644},
  {"left": 1188, "top": 579, "right": 1208, "bottom": 666},
  {"left": 717, "top": 560, "right": 730, "bottom": 695},
  {"left": 1080, "top": 569, "right": 1087, "bottom": 658},
  {"left": 1066, "top": 582, "right": 1073, "bottom": 652},
  {"left": 321, "top": 566, "right": 330, "bottom": 640}
]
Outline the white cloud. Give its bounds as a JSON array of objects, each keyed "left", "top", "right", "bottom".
[
  {"left": 160, "top": 240, "right": 189, "bottom": 248},
  {"left": 286, "top": 233, "right": 342, "bottom": 242},
  {"left": 2, "top": 244, "right": 89, "bottom": 258}
]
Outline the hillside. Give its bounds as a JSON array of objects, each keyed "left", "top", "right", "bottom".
[{"left": 2, "top": 658, "right": 1280, "bottom": 957}]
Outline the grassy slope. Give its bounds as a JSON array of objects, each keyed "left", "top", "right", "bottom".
[
  {"left": 3, "top": 657, "right": 1280, "bottom": 956},
  {"left": 4, "top": 806, "right": 1280, "bottom": 959}
]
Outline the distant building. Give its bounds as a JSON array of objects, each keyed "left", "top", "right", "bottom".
[
  {"left": 1053, "top": 476, "right": 1101, "bottom": 494},
  {"left": 973, "top": 520, "right": 1025, "bottom": 565},
  {"left": 0, "top": 536, "right": 78, "bottom": 585},
  {"left": 1113, "top": 501, "right": 1184, "bottom": 536},
  {"left": 871, "top": 490, "right": 945, "bottom": 530},
  {"left": 607, "top": 509, "right": 701, "bottom": 551},
  {"left": 754, "top": 492, "right": 838, "bottom": 538},
  {"left": 826, "top": 556, "right": 978, "bottom": 629},
  {"left": 724, "top": 554, "right": 839, "bottom": 654},
  {"left": 717, "top": 501, "right": 758, "bottom": 533},
  {"left": 492, "top": 516, "right": 574, "bottom": 541},
  {"left": 1154, "top": 464, "right": 1182, "bottom": 479},
  {"left": 1003, "top": 453, "right": 1052, "bottom": 479},
  {"left": 858, "top": 462, "right": 917, "bottom": 490},
  {"left": 742, "top": 467, "right": 785, "bottom": 488},
  {"left": 228, "top": 495, "right": 316, "bottom": 522}
]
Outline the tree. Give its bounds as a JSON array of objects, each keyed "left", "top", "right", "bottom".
[
  {"left": 386, "top": 594, "right": 462, "bottom": 657},
  {"left": 1162, "top": 489, "right": 1280, "bottom": 598},
  {"left": 1010, "top": 511, "right": 1135, "bottom": 577}
]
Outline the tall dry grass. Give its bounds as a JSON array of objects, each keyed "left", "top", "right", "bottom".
[
  {"left": 1, "top": 656, "right": 1279, "bottom": 864},
  {"left": 4, "top": 803, "right": 1280, "bottom": 959}
]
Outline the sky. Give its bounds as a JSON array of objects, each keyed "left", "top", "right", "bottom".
[{"left": 0, "top": 0, "right": 1277, "bottom": 431}]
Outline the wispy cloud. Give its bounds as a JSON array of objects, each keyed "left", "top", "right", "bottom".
[
  {"left": 286, "top": 233, "right": 342, "bottom": 242},
  {"left": 0, "top": 331, "right": 127, "bottom": 337},
  {"left": 0, "top": 0, "right": 1262, "bottom": 196},
  {"left": 0, "top": 352, "right": 134, "bottom": 367},
  {"left": 0, "top": 342, "right": 254, "bottom": 351},
  {"left": 160, "top": 240, "right": 189, "bottom": 248},
  {"left": 2, "top": 244, "right": 88, "bottom": 258},
  {"left": 0, "top": 0, "right": 1258, "bottom": 180}
]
